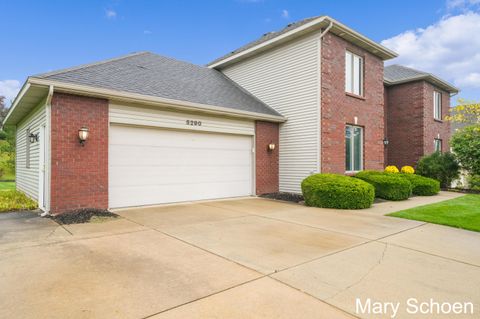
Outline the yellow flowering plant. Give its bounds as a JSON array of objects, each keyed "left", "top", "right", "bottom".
[
  {"left": 401, "top": 166, "right": 415, "bottom": 174},
  {"left": 384, "top": 165, "right": 399, "bottom": 173}
]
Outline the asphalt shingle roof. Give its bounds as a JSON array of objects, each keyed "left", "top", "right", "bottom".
[
  {"left": 208, "top": 16, "right": 321, "bottom": 66},
  {"left": 384, "top": 64, "right": 458, "bottom": 93},
  {"left": 34, "top": 52, "right": 282, "bottom": 117},
  {"left": 384, "top": 64, "right": 428, "bottom": 82}
]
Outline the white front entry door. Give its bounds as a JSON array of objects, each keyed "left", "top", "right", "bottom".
[{"left": 109, "top": 125, "right": 253, "bottom": 208}]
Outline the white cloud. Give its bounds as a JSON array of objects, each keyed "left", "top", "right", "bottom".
[
  {"left": 143, "top": 30, "right": 152, "bottom": 35},
  {"left": 447, "top": 0, "right": 480, "bottom": 10},
  {"left": 105, "top": 9, "right": 117, "bottom": 19},
  {"left": 381, "top": 12, "right": 480, "bottom": 93},
  {"left": 281, "top": 9, "right": 289, "bottom": 19},
  {"left": 0, "top": 80, "right": 21, "bottom": 106}
]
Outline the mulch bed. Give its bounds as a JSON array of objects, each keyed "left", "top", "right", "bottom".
[
  {"left": 260, "top": 192, "right": 304, "bottom": 203},
  {"left": 50, "top": 208, "right": 119, "bottom": 225},
  {"left": 445, "top": 188, "right": 480, "bottom": 195}
]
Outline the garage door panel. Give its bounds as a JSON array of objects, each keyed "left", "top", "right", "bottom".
[
  {"left": 110, "top": 165, "right": 252, "bottom": 186},
  {"left": 110, "top": 145, "right": 251, "bottom": 167},
  {"left": 109, "top": 125, "right": 253, "bottom": 208}
]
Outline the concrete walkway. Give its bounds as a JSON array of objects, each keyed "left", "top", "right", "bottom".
[{"left": 0, "top": 192, "right": 478, "bottom": 318}]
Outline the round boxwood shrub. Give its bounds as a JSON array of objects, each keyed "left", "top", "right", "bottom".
[
  {"left": 355, "top": 171, "right": 412, "bottom": 201},
  {"left": 397, "top": 173, "right": 440, "bottom": 196},
  {"left": 301, "top": 174, "right": 375, "bottom": 209}
]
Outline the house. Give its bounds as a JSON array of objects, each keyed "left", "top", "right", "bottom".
[
  {"left": 1, "top": 15, "right": 454, "bottom": 214},
  {"left": 384, "top": 65, "right": 459, "bottom": 168}
]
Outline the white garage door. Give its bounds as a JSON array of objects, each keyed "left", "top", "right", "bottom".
[{"left": 109, "top": 125, "right": 253, "bottom": 208}]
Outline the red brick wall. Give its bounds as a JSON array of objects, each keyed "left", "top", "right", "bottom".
[
  {"left": 50, "top": 93, "right": 108, "bottom": 214},
  {"left": 385, "top": 81, "right": 451, "bottom": 168},
  {"left": 423, "top": 83, "right": 451, "bottom": 154},
  {"left": 255, "top": 121, "right": 279, "bottom": 194},
  {"left": 385, "top": 81, "right": 425, "bottom": 168},
  {"left": 321, "top": 32, "right": 385, "bottom": 173}
]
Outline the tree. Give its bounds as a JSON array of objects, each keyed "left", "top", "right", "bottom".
[
  {"left": 445, "top": 98, "right": 480, "bottom": 124},
  {"left": 450, "top": 124, "right": 480, "bottom": 176},
  {"left": 0, "top": 96, "right": 8, "bottom": 124}
]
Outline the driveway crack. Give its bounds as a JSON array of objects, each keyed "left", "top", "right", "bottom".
[{"left": 326, "top": 243, "right": 388, "bottom": 301}]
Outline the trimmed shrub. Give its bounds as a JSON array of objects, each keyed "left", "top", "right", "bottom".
[
  {"left": 385, "top": 165, "right": 399, "bottom": 173},
  {"left": 355, "top": 171, "right": 412, "bottom": 201},
  {"left": 398, "top": 174, "right": 440, "bottom": 196},
  {"left": 301, "top": 174, "right": 375, "bottom": 209},
  {"left": 401, "top": 166, "right": 415, "bottom": 174},
  {"left": 416, "top": 152, "right": 460, "bottom": 188}
]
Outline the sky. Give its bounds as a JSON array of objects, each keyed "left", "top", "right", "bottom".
[{"left": 1, "top": 0, "right": 479, "bottom": 106}]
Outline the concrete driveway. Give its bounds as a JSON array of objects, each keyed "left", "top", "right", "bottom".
[{"left": 1, "top": 192, "right": 479, "bottom": 318}]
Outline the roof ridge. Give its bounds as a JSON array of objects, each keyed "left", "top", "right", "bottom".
[{"left": 33, "top": 51, "right": 151, "bottom": 78}]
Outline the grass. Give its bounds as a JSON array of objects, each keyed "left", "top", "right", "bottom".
[
  {"left": 0, "top": 182, "right": 15, "bottom": 191},
  {"left": 388, "top": 194, "right": 480, "bottom": 232},
  {"left": 0, "top": 185, "right": 37, "bottom": 212}
]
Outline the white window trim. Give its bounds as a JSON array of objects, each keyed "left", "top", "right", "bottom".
[
  {"left": 434, "top": 138, "right": 443, "bottom": 152},
  {"left": 433, "top": 91, "right": 442, "bottom": 120},
  {"left": 345, "top": 125, "right": 364, "bottom": 173},
  {"left": 345, "top": 51, "right": 364, "bottom": 96}
]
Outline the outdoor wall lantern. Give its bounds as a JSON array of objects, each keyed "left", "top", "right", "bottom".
[
  {"left": 383, "top": 138, "right": 389, "bottom": 146},
  {"left": 28, "top": 132, "right": 39, "bottom": 143},
  {"left": 268, "top": 142, "right": 276, "bottom": 151},
  {"left": 78, "top": 126, "right": 89, "bottom": 146}
]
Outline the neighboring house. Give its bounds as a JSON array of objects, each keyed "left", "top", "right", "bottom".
[
  {"left": 384, "top": 65, "right": 458, "bottom": 168},
  {"left": 1, "top": 15, "right": 454, "bottom": 214}
]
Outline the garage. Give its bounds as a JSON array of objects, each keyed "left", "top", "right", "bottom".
[{"left": 108, "top": 105, "right": 255, "bottom": 208}]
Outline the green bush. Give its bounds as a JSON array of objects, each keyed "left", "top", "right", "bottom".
[
  {"left": 355, "top": 171, "right": 412, "bottom": 201},
  {"left": 301, "top": 173, "right": 375, "bottom": 209},
  {"left": 398, "top": 173, "right": 440, "bottom": 196},
  {"left": 416, "top": 152, "right": 460, "bottom": 188},
  {"left": 469, "top": 175, "right": 480, "bottom": 191}
]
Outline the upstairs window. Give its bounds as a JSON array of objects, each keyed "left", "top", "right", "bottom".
[
  {"left": 345, "top": 51, "right": 363, "bottom": 96},
  {"left": 434, "top": 91, "right": 442, "bottom": 120},
  {"left": 345, "top": 125, "right": 363, "bottom": 172},
  {"left": 434, "top": 138, "right": 442, "bottom": 152}
]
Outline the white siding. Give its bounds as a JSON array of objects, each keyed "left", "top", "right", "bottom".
[
  {"left": 221, "top": 33, "right": 321, "bottom": 193},
  {"left": 110, "top": 103, "right": 255, "bottom": 136},
  {"left": 16, "top": 103, "right": 47, "bottom": 200}
]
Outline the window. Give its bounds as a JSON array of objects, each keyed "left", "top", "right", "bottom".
[
  {"left": 433, "top": 91, "right": 442, "bottom": 120},
  {"left": 26, "top": 129, "right": 31, "bottom": 169},
  {"left": 345, "top": 125, "right": 363, "bottom": 172},
  {"left": 434, "top": 138, "right": 442, "bottom": 152},
  {"left": 345, "top": 51, "right": 363, "bottom": 96}
]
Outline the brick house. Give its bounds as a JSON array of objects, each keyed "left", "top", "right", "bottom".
[
  {"left": 2, "top": 16, "right": 456, "bottom": 214},
  {"left": 384, "top": 65, "right": 459, "bottom": 168}
]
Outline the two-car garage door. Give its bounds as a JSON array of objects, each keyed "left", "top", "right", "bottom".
[{"left": 109, "top": 124, "right": 254, "bottom": 208}]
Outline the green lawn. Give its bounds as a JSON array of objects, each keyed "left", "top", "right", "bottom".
[
  {"left": 0, "top": 182, "right": 15, "bottom": 191},
  {"left": 388, "top": 194, "right": 480, "bottom": 232}
]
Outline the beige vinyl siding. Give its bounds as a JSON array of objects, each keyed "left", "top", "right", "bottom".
[
  {"left": 16, "top": 102, "right": 46, "bottom": 200},
  {"left": 109, "top": 103, "right": 255, "bottom": 136},
  {"left": 221, "top": 33, "right": 321, "bottom": 193}
]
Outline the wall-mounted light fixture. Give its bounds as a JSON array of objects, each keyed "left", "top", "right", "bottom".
[
  {"left": 28, "top": 132, "right": 39, "bottom": 143},
  {"left": 383, "top": 138, "right": 389, "bottom": 146},
  {"left": 78, "top": 126, "right": 89, "bottom": 146},
  {"left": 268, "top": 142, "right": 276, "bottom": 151}
]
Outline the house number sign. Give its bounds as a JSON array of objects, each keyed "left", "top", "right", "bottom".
[{"left": 186, "top": 120, "right": 202, "bottom": 126}]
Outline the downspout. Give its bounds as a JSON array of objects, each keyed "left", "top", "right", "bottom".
[
  {"left": 316, "top": 20, "right": 333, "bottom": 174},
  {"left": 40, "top": 85, "right": 54, "bottom": 217}
]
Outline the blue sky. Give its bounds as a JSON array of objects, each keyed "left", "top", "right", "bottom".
[{"left": 1, "top": 0, "right": 479, "bottom": 105}]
